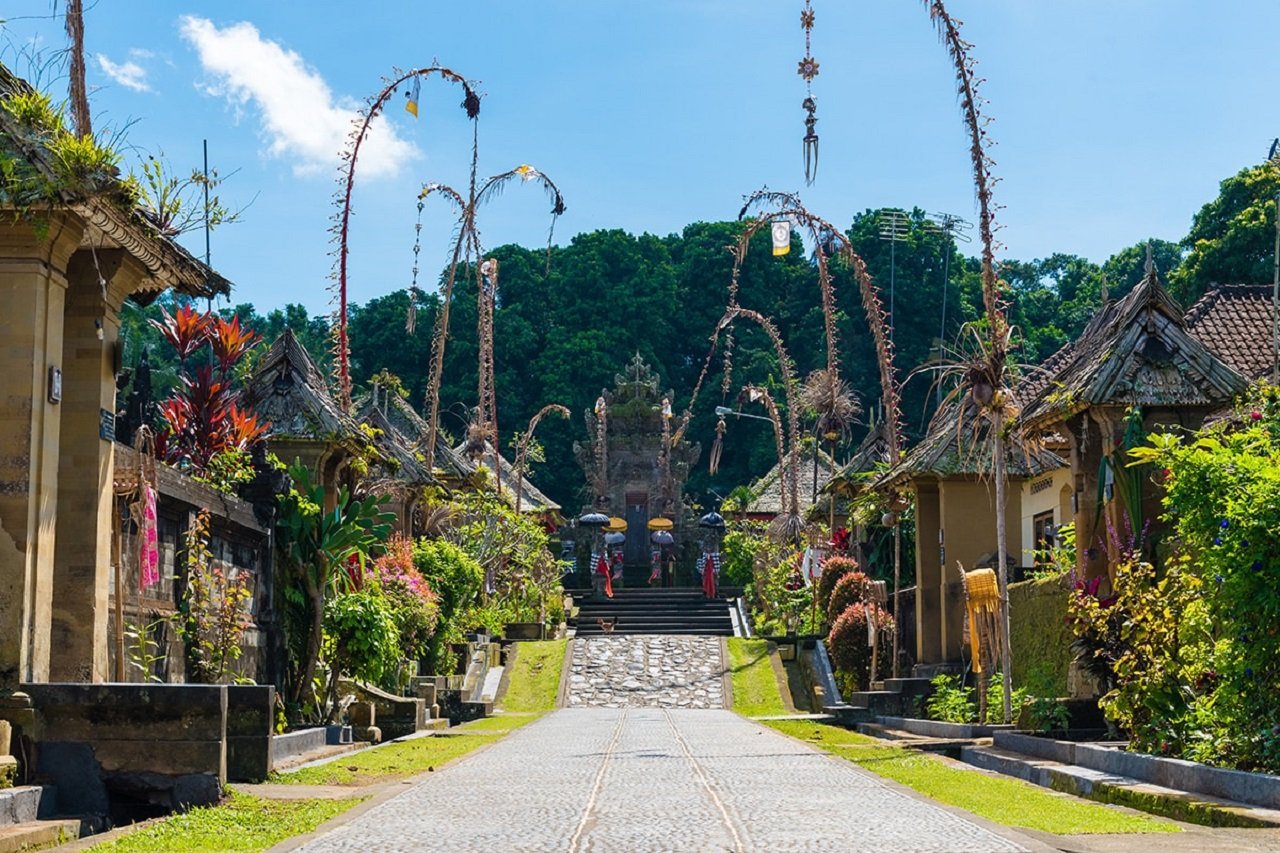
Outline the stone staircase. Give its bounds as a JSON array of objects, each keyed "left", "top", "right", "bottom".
[
  {"left": 825, "top": 676, "right": 934, "bottom": 724},
  {"left": 570, "top": 588, "right": 734, "bottom": 636}
]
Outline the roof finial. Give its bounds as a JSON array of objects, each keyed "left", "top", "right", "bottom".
[
  {"left": 1100, "top": 272, "right": 1109, "bottom": 303},
  {"left": 1144, "top": 241, "right": 1155, "bottom": 278}
]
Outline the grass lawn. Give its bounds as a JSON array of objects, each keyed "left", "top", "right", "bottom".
[
  {"left": 764, "top": 721, "right": 1179, "bottom": 836},
  {"left": 272, "top": 731, "right": 504, "bottom": 786},
  {"left": 726, "top": 637, "right": 790, "bottom": 717},
  {"left": 451, "top": 712, "right": 543, "bottom": 734},
  {"left": 499, "top": 639, "right": 566, "bottom": 712},
  {"left": 86, "top": 790, "right": 360, "bottom": 852}
]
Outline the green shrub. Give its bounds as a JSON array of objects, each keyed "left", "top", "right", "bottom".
[
  {"left": 926, "top": 674, "right": 976, "bottom": 723},
  {"left": 412, "top": 539, "right": 482, "bottom": 617},
  {"left": 323, "top": 586, "right": 401, "bottom": 689},
  {"left": 412, "top": 539, "right": 483, "bottom": 674},
  {"left": 983, "top": 672, "right": 1028, "bottom": 724},
  {"left": 722, "top": 526, "right": 764, "bottom": 588}
]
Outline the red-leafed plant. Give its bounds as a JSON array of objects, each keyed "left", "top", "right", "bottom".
[
  {"left": 154, "top": 304, "right": 213, "bottom": 362},
  {"left": 150, "top": 305, "right": 266, "bottom": 476}
]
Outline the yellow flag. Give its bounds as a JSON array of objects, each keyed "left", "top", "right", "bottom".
[
  {"left": 771, "top": 220, "right": 791, "bottom": 256},
  {"left": 405, "top": 77, "right": 421, "bottom": 118}
]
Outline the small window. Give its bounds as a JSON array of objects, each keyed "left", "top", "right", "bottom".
[{"left": 1032, "top": 510, "right": 1056, "bottom": 564}]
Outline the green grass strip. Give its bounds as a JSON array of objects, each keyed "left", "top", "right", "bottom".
[
  {"left": 273, "top": 640, "right": 565, "bottom": 787},
  {"left": 765, "top": 721, "right": 1179, "bottom": 836},
  {"left": 87, "top": 790, "right": 360, "bottom": 852},
  {"left": 726, "top": 637, "right": 789, "bottom": 717},
  {"left": 272, "top": 733, "right": 502, "bottom": 786},
  {"left": 450, "top": 712, "right": 544, "bottom": 734},
  {"left": 500, "top": 639, "right": 567, "bottom": 712}
]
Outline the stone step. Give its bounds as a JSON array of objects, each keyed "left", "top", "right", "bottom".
[
  {"left": 0, "top": 787, "right": 47, "bottom": 827},
  {"left": 882, "top": 677, "right": 934, "bottom": 696},
  {"left": 573, "top": 613, "right": 734, "bottom": 621},
  {"left": 572, "top": 614, "right": 734, "bottom": 624},
  {"left": 962, "top": 745, "right": 1280, "bottom": 827},
  {"left": 575, "top": 627, "right": 734, "bottom": 637},
  {"left": 855, "top": 722, "right": 978, "bottom": 753},
  {"left": 0, "top": 818, "right": 81, "bottom": 852}
]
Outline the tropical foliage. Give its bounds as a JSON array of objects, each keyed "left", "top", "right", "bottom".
[
  {"left": 1073, "top": 383, "right": 1280, "bottom": 771},
  {"left": 276, "top": 461, "right": 394, "bottom": 717}
]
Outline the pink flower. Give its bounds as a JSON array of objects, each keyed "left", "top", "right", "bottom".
[{"left": 1252, "top": 411, "right": 1263, "bottom": 421}]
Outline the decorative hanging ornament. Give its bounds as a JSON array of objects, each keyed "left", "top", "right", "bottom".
[
  {"left": 406, "top": 197, "right": 425, "bottom": 333},
  {"left": 405, "top": 75, "right": 421, "bottom": 118},
  {"left": 709, "top": 414, "right": 727, "bottom": 475},
  {"left": 771, "top": 219, "right": 792, "bottom": 257},
  {"left": 480, "top": 257, "right": 499, "bottom": 295},
  {"left": 798, "top": 0, "right": 819, "bottom": 184}
]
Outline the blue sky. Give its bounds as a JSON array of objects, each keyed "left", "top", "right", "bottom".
[{"left": 4, "top": 2, "right": 1278, "bottom": 313}]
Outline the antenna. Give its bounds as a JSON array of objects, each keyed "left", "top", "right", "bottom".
[
  {"left": 203, "top": 139, "right": 213, "bottom": 311},
  {"left": 878, "top": 210, "right": 910, "bottom": 338}
]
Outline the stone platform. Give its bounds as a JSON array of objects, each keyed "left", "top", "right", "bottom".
[{"left": 564, "top": 636, "right": 726, "bottom": 709}]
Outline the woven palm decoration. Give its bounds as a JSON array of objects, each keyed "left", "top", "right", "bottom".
[{"left": 961, "top": 567, "right": 1002, "bottom": 674}]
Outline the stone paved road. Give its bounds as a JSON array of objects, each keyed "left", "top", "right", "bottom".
[
  {"left": 566, "top": 636, "right": 726, "bottom": 709},
  {"left": 297, "top": 708, "right": 1027, "bottom": 852}
]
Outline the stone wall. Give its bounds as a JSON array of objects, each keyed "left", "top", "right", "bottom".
[
  {"left": 22, "top": 683, "right": 273, "bottom": 821},
  {"left": 108, "top": 445, "right": 273, "bottom": 686}
]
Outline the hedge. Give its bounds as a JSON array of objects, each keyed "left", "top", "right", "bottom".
[{"left": 1008, "top": 575, "right": 1072, "bottom": 696}]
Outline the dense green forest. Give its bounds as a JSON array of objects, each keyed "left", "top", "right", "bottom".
[{"left": 118, "top": 161, "right": 1280, "bottom": 510}]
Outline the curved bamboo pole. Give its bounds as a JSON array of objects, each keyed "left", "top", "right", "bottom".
[
  {"left": 331, "top": 65, "right": 478, "bottom": 411},
  {"left": 741, "top": 384, "right": 791, "bottom": 521},
  {"left": 513, "top": 404, "right": 570, "bottom": 513},
  {"left": 418, "top": 167, "right": 564, "bottom": 475},
  {"left": 924, "top": 0, "right": 1013, "bottom": 722}
]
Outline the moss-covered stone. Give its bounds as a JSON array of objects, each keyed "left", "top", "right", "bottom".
[
  {"left": 1052, "top": 774, "right": 1274, "bottom": 828},
  {"left": 0, "top": 755, "right": 16, "bottom": 789},
  {"left": 1009, "top": 575, "right": 1072, "bottom": 694}
]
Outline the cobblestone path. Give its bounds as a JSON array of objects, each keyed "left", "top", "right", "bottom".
[
  {"left": 298, "top": 708, "right": 1027, "bottom": 852},
  {"left": 565, "top": 636, "right": 726, "bottom": 709}
]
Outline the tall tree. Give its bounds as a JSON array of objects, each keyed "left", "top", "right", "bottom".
[{"left": 1171, "top": 162, "right": 1280, "bottom": 303}]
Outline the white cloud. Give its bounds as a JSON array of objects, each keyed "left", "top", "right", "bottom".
[
  {"left": 179, "top": 16, "right": 416, "bottom": 179},
  {"left": 96, "top": 53, "right": 151, "bottom": 92}
]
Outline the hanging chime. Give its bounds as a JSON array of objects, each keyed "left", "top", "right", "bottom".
[{"left": 798, "top": 0, "right": 820, "bottom": 184}]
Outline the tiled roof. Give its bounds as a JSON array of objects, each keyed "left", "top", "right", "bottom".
[
  {"left": 0, "top": 62, "right": 229, "bottom": 301},
  {"left": 242, "top": 329, "right": 370, "bottom": 447},
  {"left": 453, "top": 441, "right": 562, "bottom": 514},
  {"left": 1018, "top": 267, "right": 1248, "bottom": 429},
  {"left": 1184, "top": 284, "right": 1274, "bottom": 380},
  {"left": 874, "top": 398, "right": 1066, "bottom": 488},
  {"left": 360, "top": 391, "right": 473, "bottom": 481},
  {"left": 744, "top": 449, "right": 839, "bottom": 516}
]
